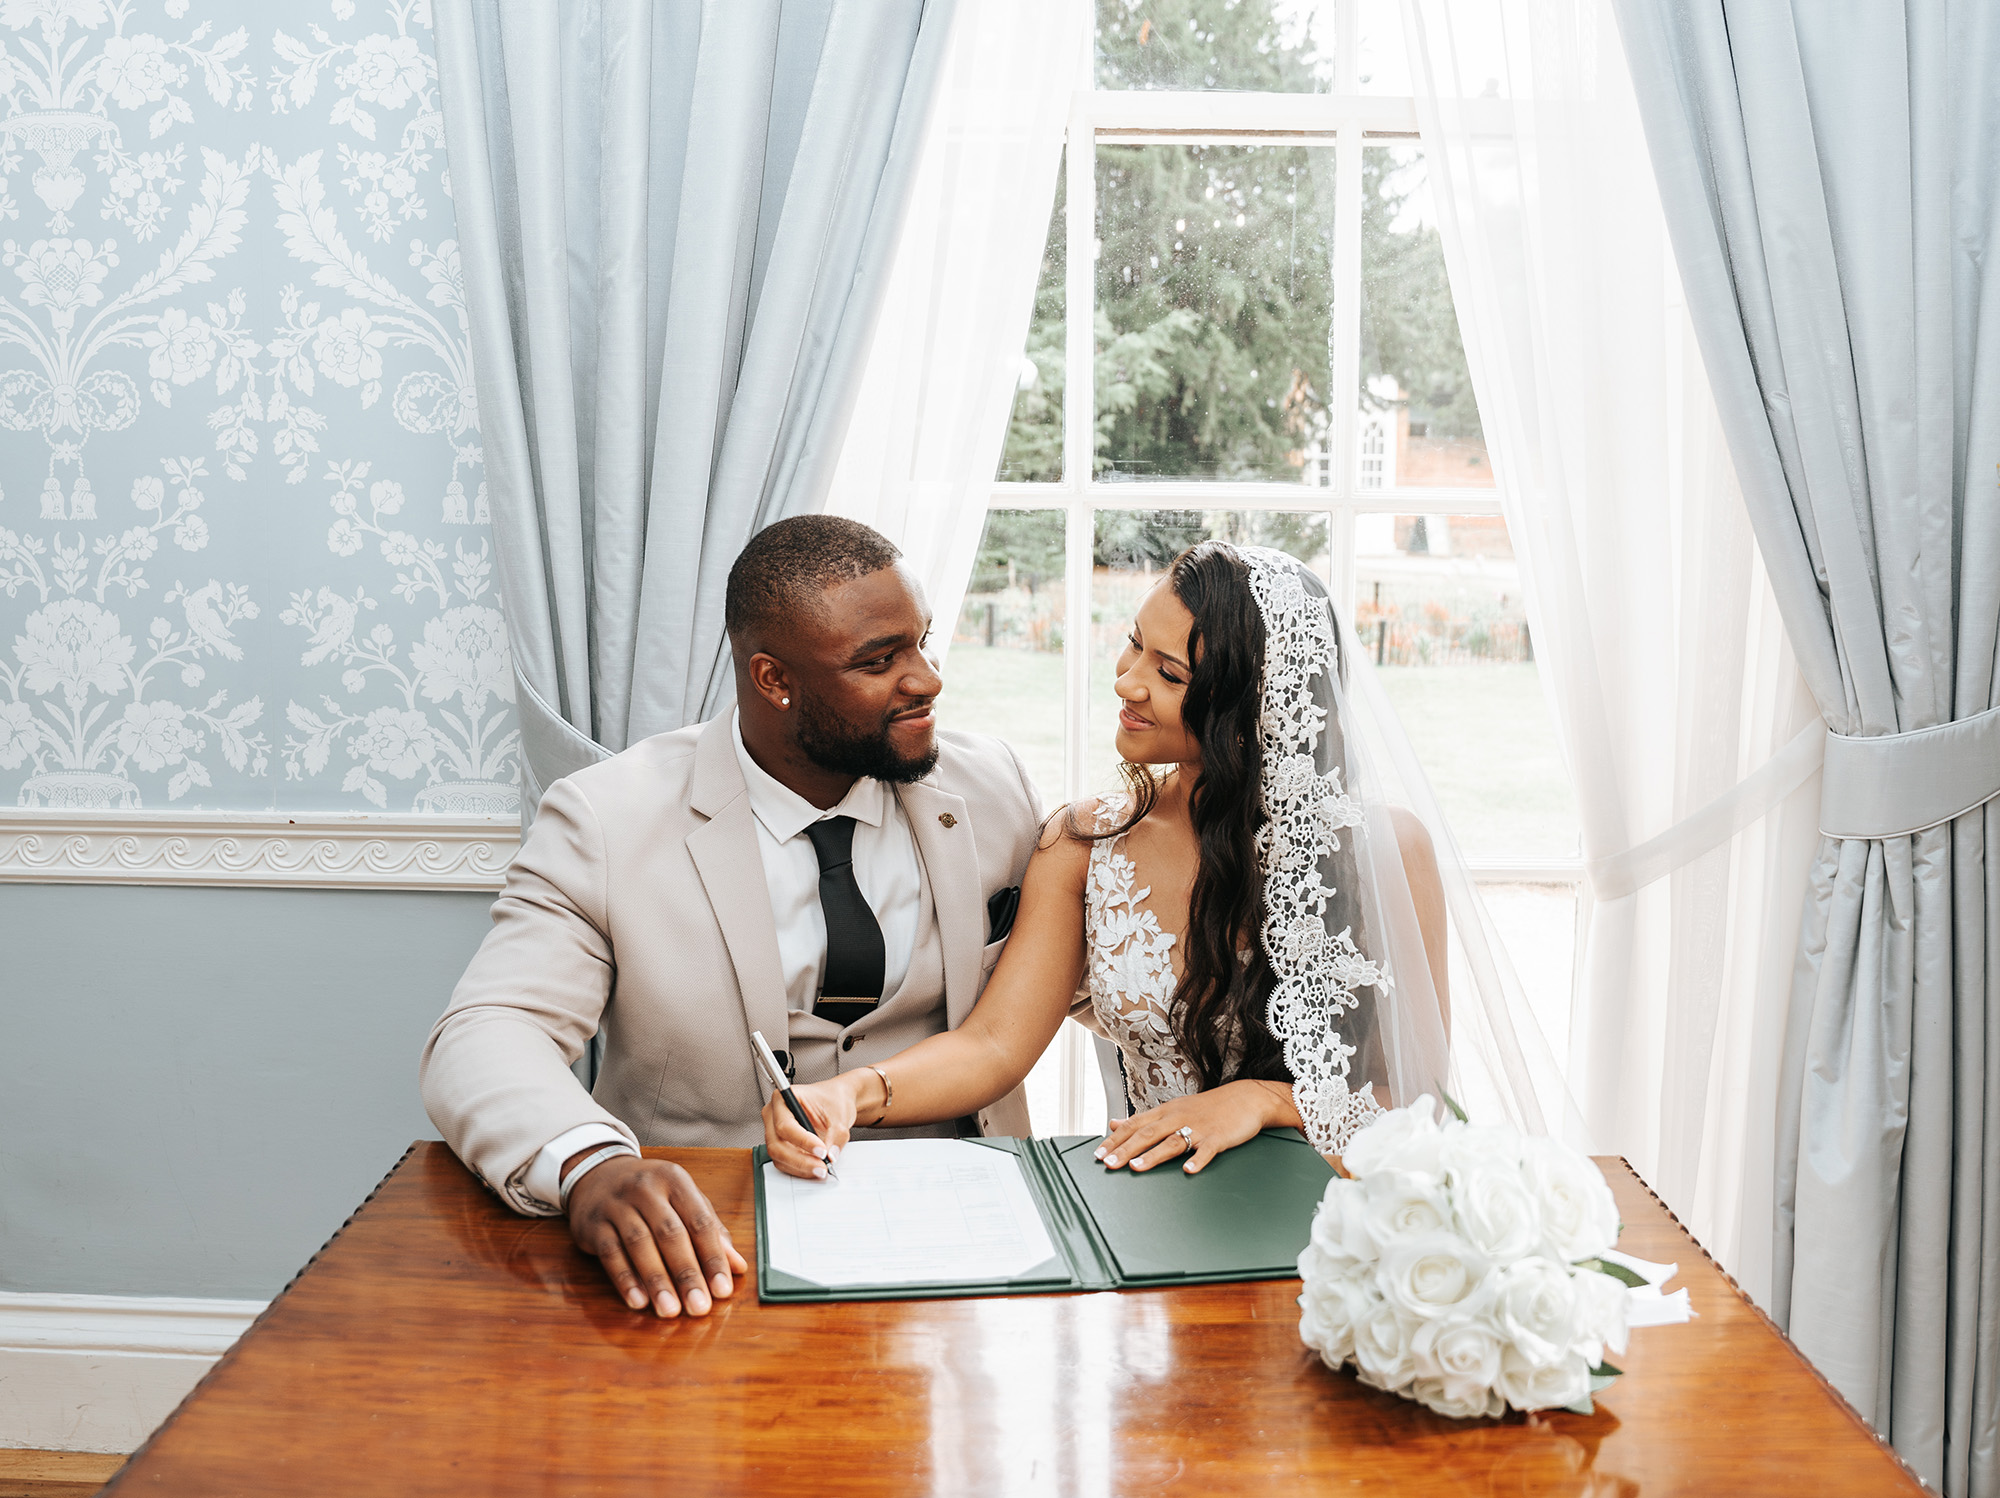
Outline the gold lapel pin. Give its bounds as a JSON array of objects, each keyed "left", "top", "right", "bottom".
[{"left": 938, "top": 813, "right": 957, "bottom": 829}]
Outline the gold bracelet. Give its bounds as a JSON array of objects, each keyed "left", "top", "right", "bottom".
[{"left": 865, "top": 1064, "right": 893, "bottom": 1126}]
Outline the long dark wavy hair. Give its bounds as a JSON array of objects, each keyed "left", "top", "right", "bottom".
[{"left": 1068, "top": 541, "right": 1290, "bottom": 1091}]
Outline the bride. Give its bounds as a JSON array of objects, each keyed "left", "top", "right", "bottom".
[{"left": 762, "top": 540, "right": 1458, "bottom": 1178}]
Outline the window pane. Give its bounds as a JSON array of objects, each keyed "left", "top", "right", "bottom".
[
  {"left": 1355, "top": 512, "right": 1577, "bottom": 858},
  {"left": 1470, "top": 882, "right": 1578, "bottom": 1061},
  {"left": 1356, "top": 0, "right": 1412, "bottom": 94},
  {"left": 997, "top": 156, "right": 1065, "bottom": 482},
  {"left": 940, "top": 510, "right": 1066, "bottom": 806},
  {"left": 1096, "top": 0, "right": 1336, "bottom": 93},
  {"left": 1356, "top": 145, "right": 1494, "bottom": 491},
  {"left": 1088, "top": 510, "right": 1330, "bottom": 792},
  {"left": 1096, "top": 144, "right": 1335, "bottom": 481}
]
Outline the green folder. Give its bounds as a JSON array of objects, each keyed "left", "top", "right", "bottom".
[{"left": 753, "top": 1128, "right": 1336, "bottom": 1302}]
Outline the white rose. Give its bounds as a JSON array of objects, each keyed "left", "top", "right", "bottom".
[
  {"left": 1309, "top": 1178, "right": 1379, "bottom": 1264},
  {"left": 1439, "top": 1121, "right": 1521, "bottom": 1175},
  {"left": 1360, "top": 1168, "right": 1453, "bottom": 1249},
  {"left": 1520, "top": 1135, "right": 1619, "bottom": 1261},
  {"left": 1297, "top": 1259, "right": 1375, "bottom": 1368},
  {"left": 1342, "top": 1097, "right": 1444, "bottom": 1178},
  {"left": 1350, "top": 1297, "right": 1419, "bottom": 1388},
  {"left": 1491, "top": 1257, "right": 1578, "bottom": 1368},
  {"left": 1411, "top": 1315, "right": 1504, "bottom": 1409},
  {"left": 1446, "top": 1152, "right": 1543, "bottom": 1263},
  {"left": 1568, "top": 1265, "right": 1630, "bottom": 1366},
  {"left": 1496, "top": 1347, "right": 1592, "bottom": 1412},
  {"left": 1408, "top": 1375, "right": 1506, "bottom": 1421},
  {"left": 1376, "top": 1232, "right": 1492, "bottom": 1322}
]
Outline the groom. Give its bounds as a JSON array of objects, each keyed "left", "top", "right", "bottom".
[{"left": 420, "top": 516, "right": 1042, "bottom": 1320}]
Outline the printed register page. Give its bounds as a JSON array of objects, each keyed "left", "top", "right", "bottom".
[{"left": 760, "top": 1139, "right": 1058, "bottom": 1287}]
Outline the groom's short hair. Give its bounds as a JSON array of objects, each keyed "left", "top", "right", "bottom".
[{"left": 725, "top": 515, "right": 903, "bottom": 651}]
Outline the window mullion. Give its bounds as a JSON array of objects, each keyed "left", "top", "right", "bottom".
[
  {"left": 1328, "top": 122, "right": 1365, "bottom": 513},
  {"left": 1329, "top": 507, "right": 1357, "bottom": 621}
]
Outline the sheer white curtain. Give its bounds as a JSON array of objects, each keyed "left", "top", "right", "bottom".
[
  {"left": 825, "top": 0, "right": 1083, "bottom": 639},
  {"left": 1402, "top": 0, "right": 1823, "bottom": 1302}
]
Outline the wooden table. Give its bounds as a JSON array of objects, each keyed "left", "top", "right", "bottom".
[{"left": 103, "top": 1144, "right": 1924, "bottom": 1496}]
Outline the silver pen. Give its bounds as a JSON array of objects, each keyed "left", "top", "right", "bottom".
[{"left": 751, "top": 1030, "right": 838, "bottom": 1180}]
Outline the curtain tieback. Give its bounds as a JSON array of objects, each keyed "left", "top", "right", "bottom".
[{"left": 1819, "top": 703, "right": 2000, "bottom": 840}]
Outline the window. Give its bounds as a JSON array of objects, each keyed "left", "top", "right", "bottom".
[{"left": 941, "top": 0, "right": 1581, "bottom": 1133}]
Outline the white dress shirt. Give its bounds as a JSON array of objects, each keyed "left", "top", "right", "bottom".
[
  {"left": 524, "top": 711, "right": 923, "bottom": 1206},
  {"left": 728, "top": 709, "right": 921, "bottom": 1012}
]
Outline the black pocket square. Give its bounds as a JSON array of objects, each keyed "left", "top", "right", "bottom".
[{"left": 986, "top": 884, "right": 1021, "bottom": 943}]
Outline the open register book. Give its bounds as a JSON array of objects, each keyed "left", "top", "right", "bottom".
[{"left": 753, "top": 1130, "right": 1336, "bottom": 1302}]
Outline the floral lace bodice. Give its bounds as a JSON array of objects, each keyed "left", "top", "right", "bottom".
[{"left": 1082, "top": 794, "right": 1203, "bottom": 1112}]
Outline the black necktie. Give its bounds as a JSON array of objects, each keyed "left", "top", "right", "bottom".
[{"left": 805, "top": 815, "right": 886, "bottom": 1027}]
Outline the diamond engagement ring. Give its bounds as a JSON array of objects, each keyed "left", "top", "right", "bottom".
[{"left": 1177, "top": 1126, "right": 1194, "bottom": 1148}]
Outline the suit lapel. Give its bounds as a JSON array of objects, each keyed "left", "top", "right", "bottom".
[
  {"left": 897, "top": 778, "right": 981, "bottom": 1028},
  {"left": 687, "top": 717, "right": 789, "bottom": 1068}
]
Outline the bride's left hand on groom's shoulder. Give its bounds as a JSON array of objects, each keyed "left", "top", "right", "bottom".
[{"left": 1095, "top": 1079, "right": 1296, "bottom": 1176}]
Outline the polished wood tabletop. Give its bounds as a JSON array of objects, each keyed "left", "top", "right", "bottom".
[{"left": 104, "top": 1143, "right": 1923, "bottom": 1496}]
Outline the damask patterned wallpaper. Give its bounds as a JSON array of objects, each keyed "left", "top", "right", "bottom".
[{"left": 0, "top": 0, "right": 519, "bottom": 815}]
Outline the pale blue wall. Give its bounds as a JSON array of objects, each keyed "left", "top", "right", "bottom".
[{"left": 0, "top": 882, "right": 492, "bottom": 1297}]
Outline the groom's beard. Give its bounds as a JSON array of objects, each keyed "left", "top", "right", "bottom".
[{"left": 794, "top": 694, "right": 940, "bottom": 784}]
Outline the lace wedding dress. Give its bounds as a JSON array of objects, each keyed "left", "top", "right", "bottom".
[{"left": 1081, "top": 792, "right": 1202, "bottom": 1112}]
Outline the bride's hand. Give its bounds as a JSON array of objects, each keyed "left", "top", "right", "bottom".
[
  {"left": 1095, "top": 1080, "right": 1294, "bottom": 1175},
  {"left": 761, "top": 1074, "right": 865, "bottom": 1179}
]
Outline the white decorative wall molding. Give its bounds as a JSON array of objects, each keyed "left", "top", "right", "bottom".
[
  {"left": 0, "top": 810, "right": 519, "bottom": 891},
  {"left": 0, "top": 1292, "right": 266, "bottom": 1453}
]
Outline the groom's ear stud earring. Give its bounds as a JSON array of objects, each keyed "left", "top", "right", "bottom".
[{"left": 780, "top": 697, "right": 790, "bottom": 707}]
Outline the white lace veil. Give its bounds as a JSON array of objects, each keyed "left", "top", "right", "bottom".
[{"left": 1238, "top": 546, "right": 1580, "bottom": 1154}]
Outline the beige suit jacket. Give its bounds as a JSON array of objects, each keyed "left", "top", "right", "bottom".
[{"left": 420, "top": 715, "right": 1042, "bottom": 1214}]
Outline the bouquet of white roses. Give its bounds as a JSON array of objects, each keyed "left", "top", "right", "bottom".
[{"left": 1297, "top": 1097, "right": 1639, "bottom": 1420}]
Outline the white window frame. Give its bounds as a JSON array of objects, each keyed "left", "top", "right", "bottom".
[{"left": 1002, "top": 8, "right": 1585, "bottom": 1130}]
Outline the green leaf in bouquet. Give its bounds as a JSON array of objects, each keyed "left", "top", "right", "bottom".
[
  {"left": 1577, "top": 1256, "right": 1648, "bottom": 1289},
  {"left": 1437, "top": 1088, "right": 1470, "bottom": 1124},
  {"left": 1564, "top": 1362, "right": 1623, "bottom": 1416}
]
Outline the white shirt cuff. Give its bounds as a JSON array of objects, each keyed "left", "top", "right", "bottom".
[{"left": 522, "top": 1122, "right": 634, "bottom": 1211}]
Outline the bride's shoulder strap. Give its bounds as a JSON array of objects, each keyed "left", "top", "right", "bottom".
[{"left": 1033, "top": 793, "right": 1127, "bottom": 850}]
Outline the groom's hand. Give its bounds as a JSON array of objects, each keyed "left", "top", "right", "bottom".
[{"left": 562, "top": 1154, "right": 748, "bottom": 1318}]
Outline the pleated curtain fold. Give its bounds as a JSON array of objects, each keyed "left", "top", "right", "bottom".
[
  {"left": 434, "top": 0, "right": 957, "bottom": 809},
  {"left": 1612, "top": 3, "right": 2000, "bottom": 1491}
]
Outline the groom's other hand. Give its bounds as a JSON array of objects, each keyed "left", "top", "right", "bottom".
[{"left": 561, "top": 1152, "right": 748, "bottom": 1317}]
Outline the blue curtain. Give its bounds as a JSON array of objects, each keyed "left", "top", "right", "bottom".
[
  {"left": 435, "top": 0, "right": 957, "bottom": 811},
  {"left": 1613, "top": 2, "right": 2000, "bottom": 1490}
]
